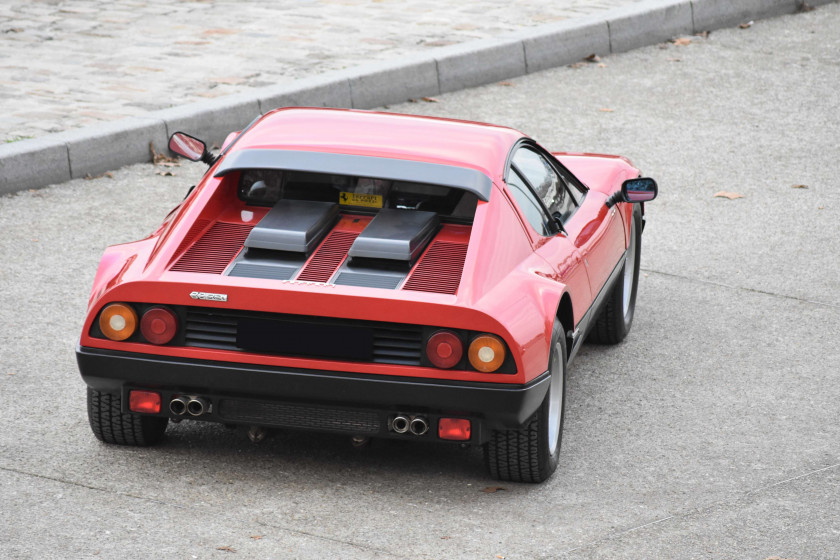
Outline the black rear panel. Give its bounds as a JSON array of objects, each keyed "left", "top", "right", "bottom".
[{"left": 183, "top": 307, "right": 424, "bottom": 366}]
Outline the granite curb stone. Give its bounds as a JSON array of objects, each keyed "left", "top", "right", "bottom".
[
  {"left": 517, "top": 16, "right": 612, "bottom": 74},
  {"left": 64, "top": 117, "right": 168, "bottom": 180},
  {"left": 348, "top": 55, "right": 441, "bottom": 110},
  {"left": 257, "top": 74, "right": 353, "bottom": 116},
  {"left": 608, "top": 0, "right": 694, "bottom": 53},
  {"left": 2, "top": 0, "right": 835, "bottom": 195}
]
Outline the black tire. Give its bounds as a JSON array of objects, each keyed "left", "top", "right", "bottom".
[
  {"left": 588, "top": 204, "right": 642, "bottom": 345},
  {"left": 87, "top": 388, "right": 168, "bottom": 446},
  {"left": 484, "top": 319, "right": 567, "bottom": 483}
]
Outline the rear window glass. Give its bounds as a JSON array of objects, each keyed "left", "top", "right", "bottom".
[{"left": 237, "top": 169, "right": 477, "bottom": 220}]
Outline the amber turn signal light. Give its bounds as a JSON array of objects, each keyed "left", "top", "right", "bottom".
[
  {"left": 468, "top": 334, "right": 506, "bottom": 373},
  {"left": 99, "top": 303, "right": 138, "bottom": 341}
]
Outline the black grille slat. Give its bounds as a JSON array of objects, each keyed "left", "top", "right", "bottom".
[
  {"left": 182, "top": 307, "right": 423, "bottom": 366},
  {"left": 218, "top": 399, "right": 380, "bottom": 434}
]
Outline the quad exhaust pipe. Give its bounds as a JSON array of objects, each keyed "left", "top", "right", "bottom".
[
  {"left": 409, "top": 416, "right": 429, "bottom": 436},
  {"left": 169, "top": 395, "right": 210, "bottom": 417},
  {"left": 169, "top": 396, "right": 189, "bottom": 416},
  {"left": 391, "top": 414, "right": 429, "bottom": 436}
]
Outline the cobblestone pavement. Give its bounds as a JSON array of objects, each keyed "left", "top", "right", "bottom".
[{"left": 0, "top": 0, "right": 640, "bottom": 142}]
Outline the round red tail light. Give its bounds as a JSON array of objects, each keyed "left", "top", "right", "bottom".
[
  {"left": 140, "top": 307, "right": 178, "bottom": 345},
  {"left": 426, "top": 330, "right": 463, "bottom": 369}
]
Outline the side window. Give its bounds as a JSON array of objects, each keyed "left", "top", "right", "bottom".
[
  {"left": 512, "top": 148, "right": 577, "bottom": 221},
  {"left": 506, "top": 168, "right": 552, "bottom": 236}
]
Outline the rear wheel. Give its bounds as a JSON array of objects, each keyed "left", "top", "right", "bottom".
[
  {"left": 485, "top": 319, "right": 567, "bottom": 483},
  {"left": 588, "top": 204, "right": 641, "bottom": 344},
  {"left": 87, "top": 388, "right": 168, "bottom": 446}
]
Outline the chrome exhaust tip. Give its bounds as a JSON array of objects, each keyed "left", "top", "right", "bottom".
[
  {"left": 392, "top": 415, "right": 410, "bottom": 434},
  {"left": 409, "top": 416, "right": 429, "bottom": 436},
  {"left": 187, "top": 397, "right": 208, "bottom": 416},
  {"left": 169, "top": 396, "right": 189, "bottom": 416}
]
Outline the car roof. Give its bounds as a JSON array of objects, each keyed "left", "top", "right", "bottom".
[{"left": 229, "top": 107, "right": 526, "bottom": 179}]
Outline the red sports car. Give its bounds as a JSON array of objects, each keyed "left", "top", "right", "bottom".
[{"left": 77, "top": 108, "right": 657, "bottom": 483}]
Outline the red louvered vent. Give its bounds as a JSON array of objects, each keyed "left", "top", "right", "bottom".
[
  {"left": 170, "top": 221, "right": 253, "bottom": 274},
  {"left": 403, "top": 241, "right": 469, "bottom": 295},
  {"left": 296, "top": 230, "right": 359, "bottom": 283},
  {"left": 167, "top": 218, "right": 211, "bottom": 267}
]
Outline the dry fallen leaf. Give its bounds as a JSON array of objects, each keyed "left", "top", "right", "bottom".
[
  {"left": 739, "top": 21, "right": 754, "bottom": 29},
  {"left": 440, "top": 536, "right": 451, "bottom": 540},
  {"left": 156, "top": 170, "right": 175, "bottom": 177},
  {"left": 657, "top": 43, "right": 669, "bottom": 49},
  {"left": 482, "top": 486, "right": 507, "bottom": 493},
  {"left": 714, "top": 191, "right": 744, "bottom": 199},
  {"left": 568, "top": 62, "right": 585, "bottom": 69},
  {"left": 421, "top": 96, "right": 439, "bottom": 103},
  {"left": 599, "top": 108, "right": 614, "bottom": 113},
  {"left": 7, "top": 372, "right": 15, "bottom": 376},
  {"left": 673, "top": 37, "right": 691, "bottom": 46},
  {"left": 496, "top": 556, "right": 506, "bottom": 559},
  {"left": 791, "top": 184, "right": 809, "bottom": 189},
  {"left": 83, "top": 172, "right": 114, "bottom": 180},
  {"left": 597, "top": 63, "right": 607, "bottom": 68},
  {"left": 407, "top": 98, "right": 418, "bottom": 103},
  {"left": 798, "top": 1, "right": 814, "bottom": 12},
  {"left": 250, "top": 535, "right": 263, "bottom": 540},
  {"left": 149, "top": 142, "right": 180, "bottom": 166},
  {"left": 668, "top": 58, "right": 682, "bottom": 62},
  {"left": 584, "top": 54, "right": 601, "bottom": 63},
  {"left": 216, "top": 546, "right": 236, "bottom": 553},
  {"left": 695, "top": 30, "right": 710, "bottom": 38},
  {"left": 498, "top": 81, "right": 514, "bottom": 86}
]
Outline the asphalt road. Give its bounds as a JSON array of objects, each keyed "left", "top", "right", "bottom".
[{"left": 1, "top": 5, "right": 839, "bottom": 559}]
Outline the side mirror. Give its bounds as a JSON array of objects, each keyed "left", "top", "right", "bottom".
[
  {"left": 622, "top": 177, "right": 658, "bottom": 203},
  {"left": 605, "top": 177, "right": 658, "bottom": 207},
  {"left": 169, "top": 132, "right": 216, "bottom": 165}
]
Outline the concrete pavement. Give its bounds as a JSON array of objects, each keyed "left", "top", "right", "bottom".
[{"left": 1, "top": 3, "right": 838, "bottom": 558}]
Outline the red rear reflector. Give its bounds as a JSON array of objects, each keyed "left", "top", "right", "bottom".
[
  {"left": 438, "top": 418, "right": 471, "bottom": 441},
  {"left": 129, "top": 390, "right": 161, "bottom": 414}
]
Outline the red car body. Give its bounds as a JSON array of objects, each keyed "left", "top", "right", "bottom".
[{"left": 77, "top": 108, "right": 654, "bottom": 482}]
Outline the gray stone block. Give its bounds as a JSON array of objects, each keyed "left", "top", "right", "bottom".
[
  {"left": 63, "top": 117, "right": 167, "bottom": 180},
  {"left": 349, "top": 55, "right": 439, "bottom": 109},
  {"left": 154, "top": 92, "right": 262, "bottom": 148},
  {"left": 436, "top": 37, "right": 526, "bottom": 93},
  {"left": 608, "top": 0, "right": 694, "bottom": 53},
  {"left": 691, "top": 0, "right": 798, "bottom": 31},
  {"left": 518, "top": 15, "right": 611, "bottom": 73},
  {"left": 0, "top": 136, "right": 69, "bottom": 194},
  {"left": 257, "top": 73, "right": 353, "bottom": 114}
]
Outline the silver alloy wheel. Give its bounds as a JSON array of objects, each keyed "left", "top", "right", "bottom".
[
  {"left": 622, "top": 213, "right": 637, "bottom": 317},
  {"left": 547, "top": 339, "right": 564, "bottom": 456}
]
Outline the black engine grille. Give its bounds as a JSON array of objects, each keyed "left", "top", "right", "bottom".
[
  {"left": 218, "top": 399, "right": 381, "bottom": 434},
  {"left": 183, "top": 307, "right": 424, "bottom": 366}
]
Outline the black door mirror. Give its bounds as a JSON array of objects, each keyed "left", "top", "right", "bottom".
[
  {"left": 606, "top": 177, "right": 658, "bottom": 207},
  {"left": 169, "top": 132, "right": 216, "bottom": 165},
  {"left": 622, "top": 177, "right": 658, "bottom": 203}
]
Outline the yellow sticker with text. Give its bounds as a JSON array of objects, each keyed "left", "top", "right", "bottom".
[{"left": 339, "top": 192, "right": 383, "bottom": 208}]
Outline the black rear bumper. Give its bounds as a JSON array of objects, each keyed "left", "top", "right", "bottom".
[{"left": 76, "top": 346, "right": 549, "bottom": 444}]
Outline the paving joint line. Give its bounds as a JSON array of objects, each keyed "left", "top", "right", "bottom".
[
  {"left": 641, "top": 267, "right": 839, "bottom": 309},
  {"left": 555, "top": 461, "right": 840, "bottom": 557}
]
